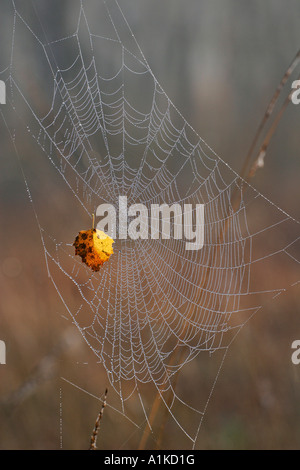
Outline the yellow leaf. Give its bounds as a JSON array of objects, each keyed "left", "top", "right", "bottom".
[{"left": 73, "top": 228, "right": 114, "bottom": 271}]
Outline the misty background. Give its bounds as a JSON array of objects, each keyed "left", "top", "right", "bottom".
[{"left": 0, "top": 0, "right": 299, "bottom": 450}]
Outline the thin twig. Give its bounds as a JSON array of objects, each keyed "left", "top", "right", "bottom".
[
  {"left": 240, "top": 48, "right": 300, "bottom": 180},
  {"left": 89, "top": 388, "right": 108, "bottom": 450},
  {"left": 138, "top": 390, "right": 161, "bottom": 450},
  {"left": 248, "top": 77, "right": 299, "bottom": 180},
  {"left": 139, "top": 48, "right": 300, "bottom": 450}
]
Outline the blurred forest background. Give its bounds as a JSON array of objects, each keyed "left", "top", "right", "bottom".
[{"left": 0, "top": 0, "right": 300, "bottom": 449}]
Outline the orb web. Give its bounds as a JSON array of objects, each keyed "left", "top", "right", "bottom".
[{"left": 1, "top": 0, "right": 299, "bottom": 448}]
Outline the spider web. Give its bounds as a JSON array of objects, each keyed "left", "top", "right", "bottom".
[{"left": 1, "top": 0, "right": 299, "bottom": 449}]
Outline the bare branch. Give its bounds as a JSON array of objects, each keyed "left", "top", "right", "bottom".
[{"left": 89, "top": 388, "right": 108, "bottom": 450}]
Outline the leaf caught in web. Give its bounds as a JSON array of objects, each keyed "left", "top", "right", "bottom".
[{"left": 73, "top": 229, "right": 114, "bottom": 272}]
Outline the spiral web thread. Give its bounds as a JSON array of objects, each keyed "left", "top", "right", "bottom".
[{"left": 1, "top": 0, "right": 299, "bottom": 448}]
